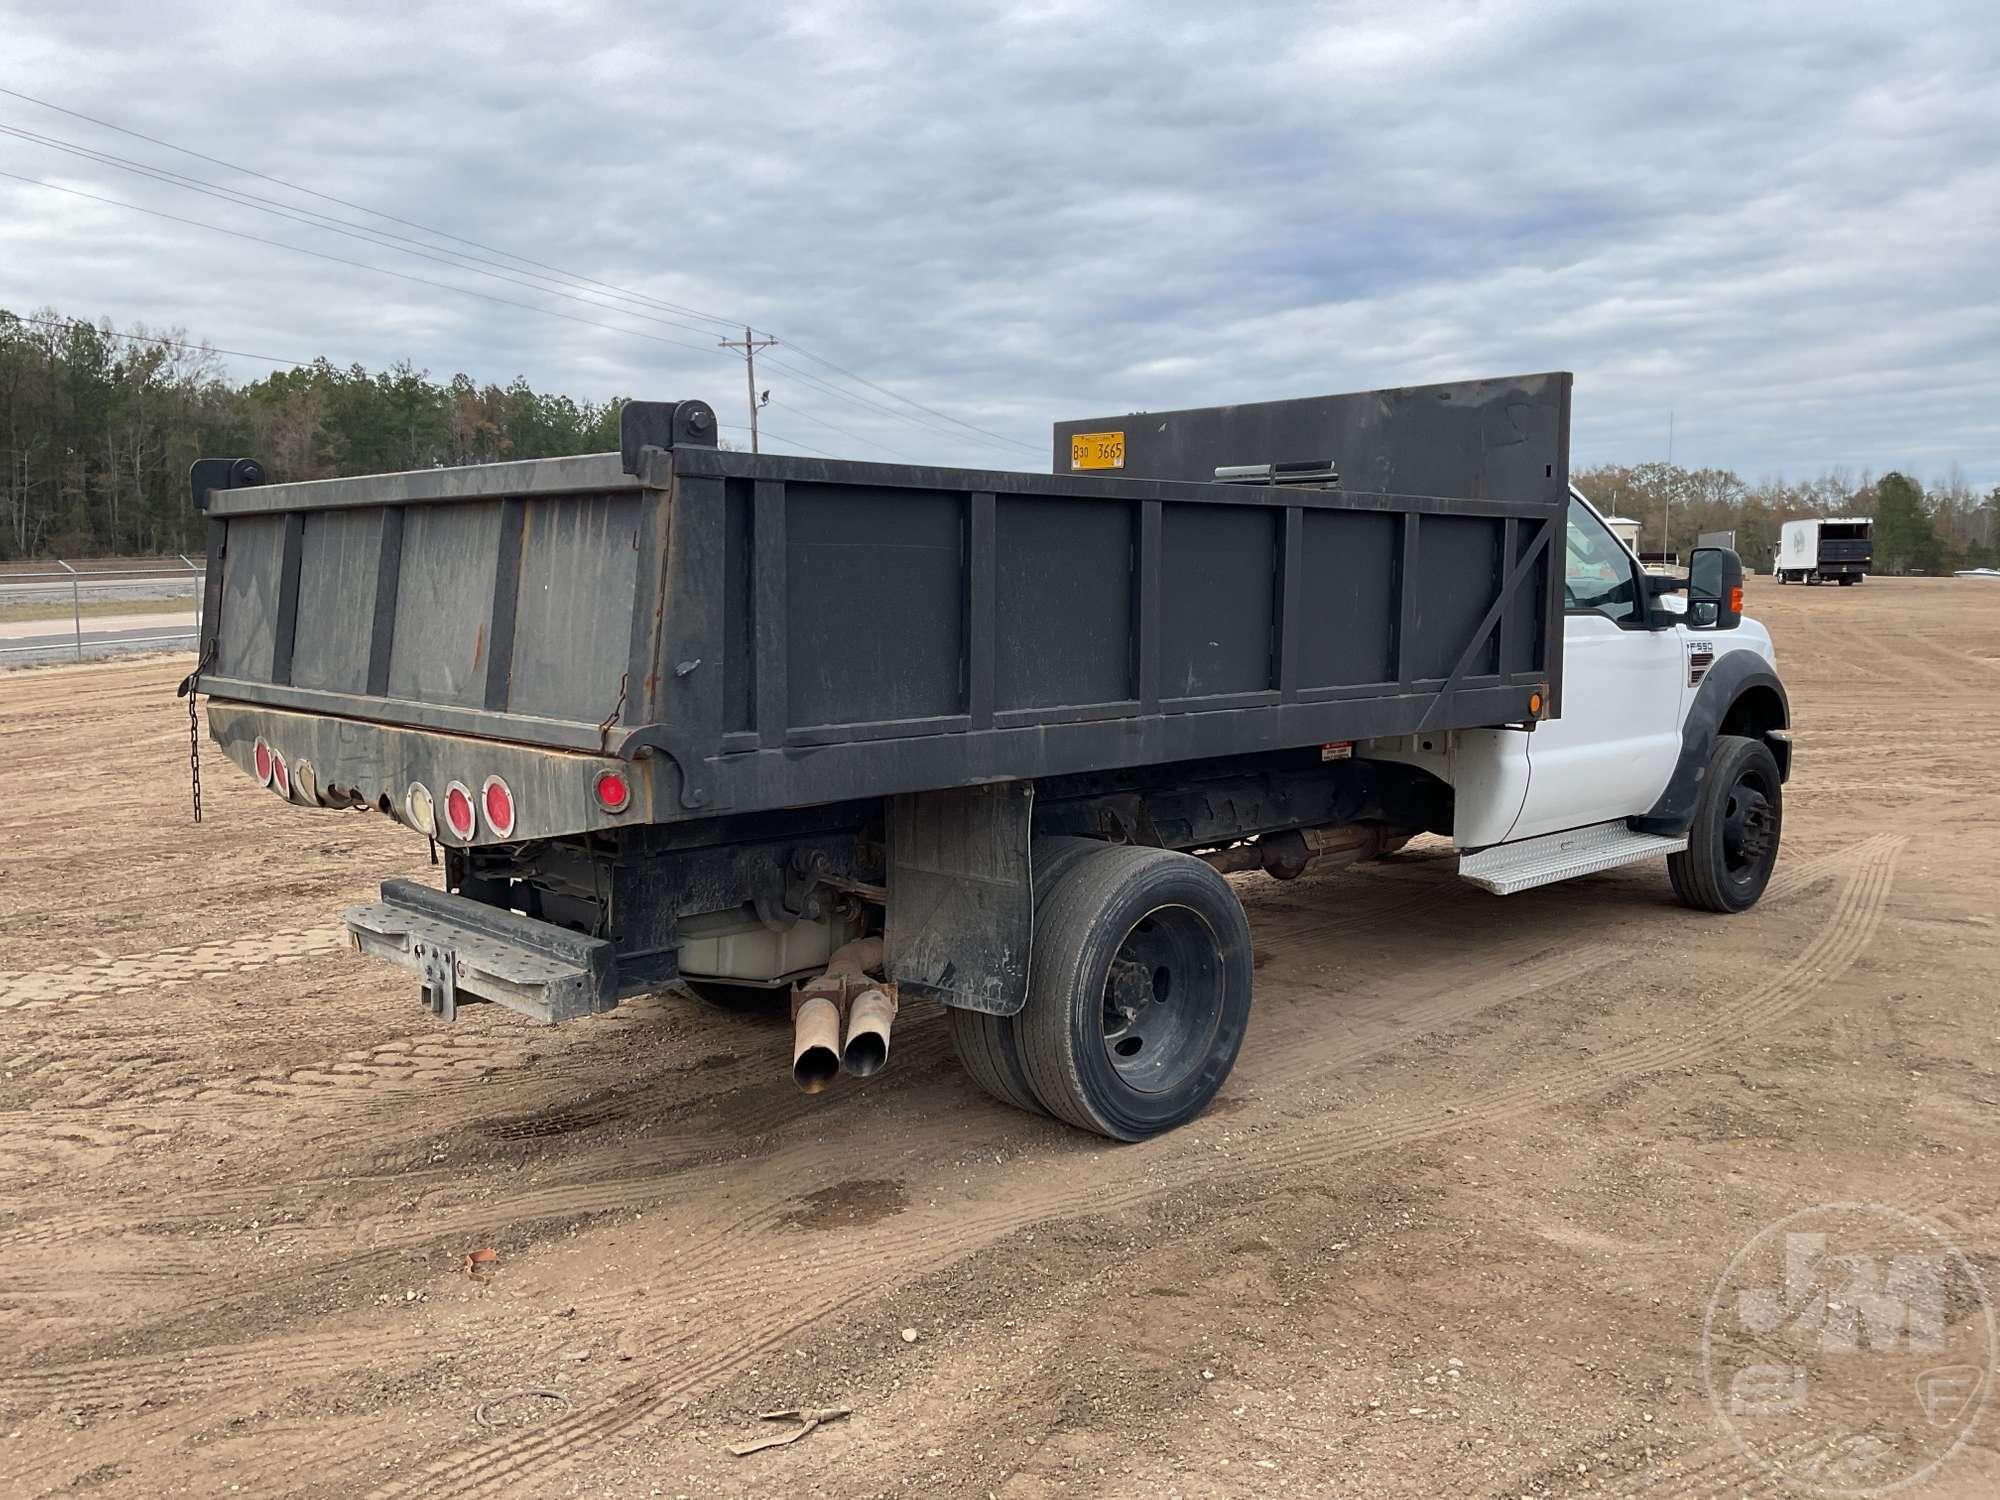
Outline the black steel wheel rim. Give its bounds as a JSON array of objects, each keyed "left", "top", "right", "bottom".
[
  {"left": 1720, "top": 765, "right": 1779, "bottom": 884},
  {"left": 1099, "top": 903, "right": 1226, "bottom": 1094}
]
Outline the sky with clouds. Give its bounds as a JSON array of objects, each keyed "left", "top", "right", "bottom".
[{"left": 2, "top": 0, "right": 1995, "bottom": 486}]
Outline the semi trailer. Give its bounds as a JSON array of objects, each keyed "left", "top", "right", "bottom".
[
  {"left": 183, "top": 372, "right": 1791, "bottom": 1141},
  {"left": 1775, "top": 517, "right": 1872, "bottom": 584}
]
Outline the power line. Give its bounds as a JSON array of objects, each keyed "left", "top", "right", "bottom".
[
  {"left": 764, "top": 397, "right": 926, "bottom": 463},
  {"left": 0, "top": 85, "right": 743, "bottom": 336},
  {"left": 3, "top": 313, "right": 306, "bottom": 367},
  {"left": 759, "top": 354, "right": 1026, "bottom": 453},
  {"left": 777, "top": 341, "right": 1039, "bottom": 454},
  {"left": 2, "top": 152, "right": 1030, "bottom": 459},
  {"left": 0, "top": 123, "right": 742, "bottom": 346},
  {"left": 0, "top": 86, "right": 1044, "bottom": 458},
  {"left": 719, "top": 422, "right": 840, "bottom": 460},
  {"left": 0, "top": 170, "right": 734, "bottom": 364}
]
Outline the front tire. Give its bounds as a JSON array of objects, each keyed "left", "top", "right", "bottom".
[
  {"left": 1017, "top": 846, "right": 1253, "bottom": 1141},
  {"left": 1668, "top": 735, "right": 1783, "bottom": 913}
]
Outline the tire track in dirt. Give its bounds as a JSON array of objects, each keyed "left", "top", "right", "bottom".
[
  {"left": 1250, "top": 838, "right": 1901, "bottom": 1181},
  {"left": 339, "top": 838, "right": 1902, "bottom": 1500},
  {"left": 1591, "top": 1192, "right": 1997, "bottom": 1500},
  {"left": 1904, "top": 626, "right": 2000, "bottom": 676},
  {"left": 0, "top": 838, "right": 1888, "bottom": 1499},
  {"left": 0, "top": 848, "right": 1864, "bottom": 1328},
  {"left": 0, "top": 1184, "right": 785, "bottom": 1415},
  {"left": 0, "top": 920, "right": 1634, "bottom": 1358},
  {"left": 0, "top": 932, "right": 1639, "bottom": 1414},
  {"left": 0, "top": 835, "right": 1879, "bottom": 1424},
  {"left": 6, "top": 830, "right": 1853, "bottom": 1140},
  {"left": 1810, "top": 622, "right": 1959, "bottom": 694},
  {"left": 0, "top": 926, "right": 342, "bottom": 1012},
  {"left": 0, "top": 864, "right": 1487, "bottom": 1197}
]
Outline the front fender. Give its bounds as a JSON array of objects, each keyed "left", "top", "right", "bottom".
[{"left": 1633, "top": 650, "right": 1790, "bottom": 834}]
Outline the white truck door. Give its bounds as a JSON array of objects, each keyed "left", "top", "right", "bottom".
[{"left": 1509, "top": 494, "right": 1685, "bottom": 841}]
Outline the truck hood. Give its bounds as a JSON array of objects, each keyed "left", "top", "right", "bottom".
[{"left": 1733, "top": 614, "right": 1777, "bottom": 671}]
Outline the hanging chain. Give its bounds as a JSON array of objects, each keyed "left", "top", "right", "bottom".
[
  {"left": 188, "top": 679, "right": 203, "bottom": 823},
  {"left": 181, "top": 638, "right": 215, "bottom": 824}
]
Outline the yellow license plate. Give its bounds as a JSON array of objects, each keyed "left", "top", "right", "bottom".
[{"left": 1070, "top": 430, "right": 1125, "bottom": 471}]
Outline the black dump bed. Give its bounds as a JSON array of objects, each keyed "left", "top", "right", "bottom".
[{"left": 194, "top": 373, "right": 1570, "bottom": 843}]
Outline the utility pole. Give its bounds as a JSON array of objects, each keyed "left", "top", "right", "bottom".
[
  {"left": 1662, "top": 409, "right": 1675, "bottom": 562},
  {"left": 719, "top": 326, "right": 778, "bottom": 452}
]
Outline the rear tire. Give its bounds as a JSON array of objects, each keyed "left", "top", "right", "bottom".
[
  {"left": 1017, "top": 845, "right": 1253, "bottom": 1141},
  {"left": 947, "top": 1005, "right": 1045, "bottom": 1115},
  {"left": 1838, "top": 575, "right": 1857, "bottom": 586},
  {"left": 1667, "top": 734, "right": 1783, "bottom": 913},
  {"left": 946, "top": 837, "right": 1105, "bottom": 1120}
]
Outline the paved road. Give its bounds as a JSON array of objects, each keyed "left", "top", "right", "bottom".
[
  {"left": 0, "top": 613, "right": 198, "bottom": 660},
  {"left": 0, "top": 575, "right": 201, "bottom": 607}
]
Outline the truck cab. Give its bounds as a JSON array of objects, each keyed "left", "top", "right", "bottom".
[{"left": 1368, "top": 488, "right": 1788, "bottom": 906}]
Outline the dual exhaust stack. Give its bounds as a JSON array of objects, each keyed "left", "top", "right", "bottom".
[{"left": 790, "top": 937, "right": 899, "bottom": 1093}]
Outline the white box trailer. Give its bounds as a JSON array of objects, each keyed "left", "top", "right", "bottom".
[{"left": 1776, "top": 517, "right": 1872, "bottom": 585}]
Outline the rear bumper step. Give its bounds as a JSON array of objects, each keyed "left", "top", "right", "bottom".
[
  {"left": 1459, "top": 821, "right": 1687, "bottom": 896},
  {"left": 341, "top": 878, "right": 619, "bottom": 1023}
]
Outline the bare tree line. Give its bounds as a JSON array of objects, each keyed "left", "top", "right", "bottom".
[
  {"left": 1573, "top": 459, "right": 1997, "bottom": 573},
  {"left": 1, "top": 307, "right": 623, "bottom": 560},
  {"left": 5, "top": 307, "right": 1995, "bottom": 570}
]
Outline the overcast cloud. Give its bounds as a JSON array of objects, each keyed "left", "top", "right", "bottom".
[{"left": 2, "top": 0, "right": 1995, "bottom": 485}]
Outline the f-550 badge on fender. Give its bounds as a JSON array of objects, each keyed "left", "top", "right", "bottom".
[{"left": 1688, "top": 640, "right": 1716, "bottom": 686}]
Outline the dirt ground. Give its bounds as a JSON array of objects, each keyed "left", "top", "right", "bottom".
[{"left": 3, "top": 577, "right": 1997, "bottom": 1498}]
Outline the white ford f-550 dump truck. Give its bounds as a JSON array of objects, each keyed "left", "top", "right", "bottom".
[{"left": 185, "top": 373, "right": 1790, "bottom": 1140}]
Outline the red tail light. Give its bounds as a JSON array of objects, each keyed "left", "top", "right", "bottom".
[
  {"left": 253, "top": 737, "right": 274, "bottom": 786},
  {"left": 270, "top": 750, "right": 290, "bottom": 799},
  {"left": 481, "top": 775, "right": 516, "bottom": 839},
  {"left": 443, "top": 780, "right": 476, "bottom": 841},
  {"left": 594, "top": 768, "right": 631, "bottom": 813}
]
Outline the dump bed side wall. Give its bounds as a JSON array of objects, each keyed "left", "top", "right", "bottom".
[{"left": 651, "top": 433, "right": 1563, "bottom": 815}]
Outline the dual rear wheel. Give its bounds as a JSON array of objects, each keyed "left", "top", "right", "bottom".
[{"left": 948, "top": 842, "right": 1254, "bottom": 1141}]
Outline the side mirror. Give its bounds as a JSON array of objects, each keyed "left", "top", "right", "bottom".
[{"left": 1687, "top": 547, "right": 1744, "bottom": 630}]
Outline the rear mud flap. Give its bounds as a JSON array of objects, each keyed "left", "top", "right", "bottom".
[
  {"left": 885, "top": 783, "right": 1033, "bottom": 1016},
  {"left": 342, "top": 878, "right": 618, "bottom": 1024}
]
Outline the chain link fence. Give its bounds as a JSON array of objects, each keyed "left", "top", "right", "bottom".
[{"left": 0, "top": 557, "right": 204, "bottom": 661}]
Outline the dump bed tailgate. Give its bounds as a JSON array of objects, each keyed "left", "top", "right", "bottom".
[{"left": 197, "top": 450, "right": 668, "bottom": 752}]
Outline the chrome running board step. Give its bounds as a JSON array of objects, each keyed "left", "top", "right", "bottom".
[{"left": 1459, "top": 820, "right": 1687, "bottom": 896}]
